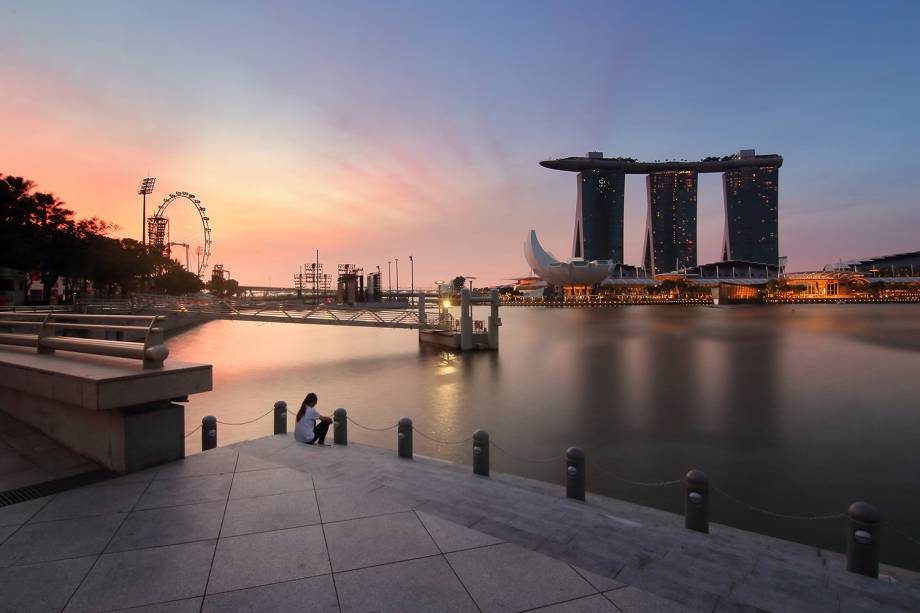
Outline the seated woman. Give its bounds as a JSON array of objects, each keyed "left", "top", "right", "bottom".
[{"left": 294, "top": 392, "right": 332, "bottom": 445}]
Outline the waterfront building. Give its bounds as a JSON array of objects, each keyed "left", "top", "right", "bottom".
[
  {"left": 721, "top": 150, "right": 779, "bottom": 265},
  {"left": 782, "top": 272, "right": 857, "bottom": 297},
  {"left": 525, "top": 230, "right": 610, "bottom": 287},
  {"left": 684, "top": 259, "right": 780, "bottom": 281},
  {"left": 572, "top": 153, "right": 625, "bottom": 263},
  {"left": 824, "top": 250, "right": 920, "bottom": 277},
  {"left": 643, "top": 171, "right": 698, "bottom": 274},
  {"left": 540, "top": 149, "right": 783, "bottom": 270}
]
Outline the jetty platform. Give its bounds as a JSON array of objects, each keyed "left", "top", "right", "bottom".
[{"left": 1, "top": 435, "right": 918, "bottom": 612}]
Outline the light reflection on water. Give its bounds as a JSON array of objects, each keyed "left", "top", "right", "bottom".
[{"left": 168, "top": 304, "right": 920, "bottom": 570}]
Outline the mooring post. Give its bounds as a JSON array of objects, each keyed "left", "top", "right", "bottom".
[
  {"left": 333, "top": 408, "right": 348, "bottom": 445},
  {"left": 685, "top": 469, "right": 709, "bottom": 533},
  {"left": 473, "top": 430, "right": 490, "bottom": 476},
  {"left": 398, "top": 417, "right": 413, "bottom": 458},
  {"left": 488, "top": 289, "right": 500, "bottom": 349},
  {"left": 846, "top": 502, "right": 880, "bottom": 578},
  {"left": 201, "top": 415, "right": 217, "bottom": 451},
  {"left": 565, "top": 447, "right": 585, "bottom": 501},
  {"left": 460, "top": 288, "right": 473, "bottom": 351},
  {"left": 273, "top": 400, "right": 287, "bottom": 435}
]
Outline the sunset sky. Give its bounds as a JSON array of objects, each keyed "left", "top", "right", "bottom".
[{"left": 2, "top": 1, "right": 919, "bottom": 286}]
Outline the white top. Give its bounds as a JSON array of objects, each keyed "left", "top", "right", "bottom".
[{"left": 294, "top": 406, "right": 322, "bottom": 443}]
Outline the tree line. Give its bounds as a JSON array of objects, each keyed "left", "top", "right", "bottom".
[{"left": 0, "top": 173, "right": 215, "bottom": 302}]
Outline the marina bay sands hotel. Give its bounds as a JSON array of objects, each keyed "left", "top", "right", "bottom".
[{"left": 540, "top": 150, "right": 782, "bottom": 274}]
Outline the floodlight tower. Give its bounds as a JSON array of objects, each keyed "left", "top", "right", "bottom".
[{"left": 138, "top": 177, "right": 156, "bottom": 246}]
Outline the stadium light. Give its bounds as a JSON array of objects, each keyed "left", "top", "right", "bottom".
[{"left": 138, "top": 177, "right": 156, "bottom": 245}]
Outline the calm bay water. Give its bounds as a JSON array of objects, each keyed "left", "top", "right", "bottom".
[{"left": 169, "top": 304, "right": 920, "bottom": 570}]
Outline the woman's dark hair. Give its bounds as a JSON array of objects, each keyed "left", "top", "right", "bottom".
[{"left": 296, "top": 393, "right": 318, "bottom": 422}]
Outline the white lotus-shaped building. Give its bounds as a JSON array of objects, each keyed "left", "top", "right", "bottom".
[{"left": 524, "top": 230, "right": 611, "bottom": 286}]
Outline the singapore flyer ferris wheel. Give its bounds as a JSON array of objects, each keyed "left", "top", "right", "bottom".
[{"left": 146, "top": 191, "right": 212, "bottom": 278}]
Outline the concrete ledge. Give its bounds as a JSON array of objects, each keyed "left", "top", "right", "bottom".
[
  {"left": 0, "top": 346, "right": 211, "bottom": 411},
  {"left": 0, "top": 346, "right": 212, "bottom": 474}
]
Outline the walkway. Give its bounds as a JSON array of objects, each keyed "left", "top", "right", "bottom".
[
  {"left": 0, "top": 436, "right": 918, "bottom": 612},
  {"left": 0, "top": 412, "right": 99, "bottom": 493}
]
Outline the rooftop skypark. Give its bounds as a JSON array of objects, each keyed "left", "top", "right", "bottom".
[{"left": 540, "top": 151, "right": 783, "bottom": 174}]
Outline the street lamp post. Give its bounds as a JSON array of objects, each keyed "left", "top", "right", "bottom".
[
  {"left": 395, "top": 258, "right": 399, "bottom": 301},
  {"left": 388, "top": 261, "right": 392, "bottom": 300},
  {"left": 409, "top": 255, "right": 414, "bottom": 306}
]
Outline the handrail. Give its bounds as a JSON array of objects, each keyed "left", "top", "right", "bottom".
[
  {"left": 0, "top": 313, "right": 169, "bottom": 369},
  {"left": 0, "top": 305, "right": 75, "bottom": 313}
]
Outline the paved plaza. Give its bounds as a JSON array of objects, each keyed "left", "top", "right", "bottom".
[
  {"left": 0, "top": 435, "right": 918, "bottom": 612},
  {"left": 0, "top": 411, "right": 99, "bottom": 493}
]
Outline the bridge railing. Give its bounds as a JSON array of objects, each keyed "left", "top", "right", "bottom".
[
  {"left": 0, "top": 312, "right": 169, "bottom": 369},
  {"left": 76, "top": 298, "right": 133, "bottom": 313},
  {"left": 0, "top": 304, "right": 76, "bottom": 313}
]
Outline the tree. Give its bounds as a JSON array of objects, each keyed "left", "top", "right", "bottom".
[
  {"left": 207, "top": 274, "right": 240, "bottom": 298},
  {"left": 451, "top": 276, "right": 466, "bottom": 292},
  {"left": 0, "top": 174, "right": 80, "bottom": 301},
  {"left": 155, "top": 262, "right": 205, "bottom": 295},
  {"left": 1, "top": 173, "right": 167, "bottom": 301}
]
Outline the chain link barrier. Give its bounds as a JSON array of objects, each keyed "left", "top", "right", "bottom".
[
  {"left": 712, "top": 486, "right": 847, "bottom": 521},
  {"left": 180, "top": 406, "right": 915, "bottom": 549},
  {"left": 413, "top": 429, "right": 474, "bottom": 445},
  {"left": 490, "top": 440, "right": 564, "bottom": 463},
  {"left": 889, "top": 525, "right": 920, "bottom": 548},
  {"left": 347, "top": 416, "right": 399, "bottom": 431},
  {"left": 215, "top": 408, "right": 274, "bottom": 426},
  {"left": 591, "top": 464, "right": 683, "bottom": 487}
]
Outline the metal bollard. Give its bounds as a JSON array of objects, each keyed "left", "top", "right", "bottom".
[
  {"left": 333, "top": 408, "right": 348, "bottom": 445},
  {"left": 274, "top": 400, "right": 287, "bottom": 435},
  {"left": 846, "top": 502, "right": 880, "bottom": 578},
  {"left": 473, "top": 430, "right": 489, "bottom": 477},
  {"left": 397, "top": 417, "right": 413, "bottom": 458},
  {"left": 685, "top": 469, "right": 709, "bottom": 533},
  {"left": 565, "top": 447, "right": 585, "bottom": 501},
  {"left": 202, "top": 416, "right": 217, "bottom": 451}
]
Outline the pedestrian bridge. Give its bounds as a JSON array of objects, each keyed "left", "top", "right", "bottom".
[
  {"left": 132, "top": 291, "right": 500, "bottom": 350},
  {"left": 8, "top": 291, "right": 500, "bottom": 349},
  {"left": 191, "top": 303, "right": 439, "bottom": 330},
  {"left": 129, "top": 295, "right": 446, "bottom": 330}
]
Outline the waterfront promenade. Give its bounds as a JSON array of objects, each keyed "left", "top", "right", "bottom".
[{"left": 1, "top": 435, "right": 918, "bottom": 612}]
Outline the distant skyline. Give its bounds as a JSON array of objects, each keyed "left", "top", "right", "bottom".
[{"left": 2, "top": 1, "right": 919, "bottom": 285}]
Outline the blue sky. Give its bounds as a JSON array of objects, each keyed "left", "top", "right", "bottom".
[{"left": 2, "top": 1, "right": 918, "bottom": 283}]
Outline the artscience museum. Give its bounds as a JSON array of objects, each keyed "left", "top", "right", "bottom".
[{"left": 524, "top": 230, "right": 611, "bottom": 286}]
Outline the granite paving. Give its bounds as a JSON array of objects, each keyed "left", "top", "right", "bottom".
[
  {"left": 0, "top": 411, "right": 99, "bottom": 492},
  {"left": 0, "top": 436, "right": 916, "bottom": 612}
]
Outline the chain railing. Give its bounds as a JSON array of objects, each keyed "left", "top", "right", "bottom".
[
  {"left": 347, "top": 416, "right": 399, "bottom": 431},
  {"left": 214, "top": 408, "right": 274, "bottom": 426},
  {"left": 490, "top": 440, "right": 564, "bottom": 463},
  {"left": 184, "top": 403, "right": 917, "bottom": 578},
  {"left": 591, "top": 463, "right": 683, "bottom": 488},
  {"left": 413, "top": 429, "right": 474, "bottom": 446},
  {"left": 710, "top": 486, "right": 847, "bottom": 521}
]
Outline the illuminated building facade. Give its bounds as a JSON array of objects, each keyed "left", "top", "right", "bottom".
[
  {"left": 721, "top": 151, "right": 779, "bottom": 265},
  {"left": 643, "top": 171, "right": 698, "bottom": 274},
  {"left": 542, "top": 149, "right": 783, "bottom": 270},
  {"left": 572, "top": 153, "right": 625, "bottom": 263}
]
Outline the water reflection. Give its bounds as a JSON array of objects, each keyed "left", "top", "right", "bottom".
[{"left": 167, "top": 305, "right": 920, "bottom": 570}]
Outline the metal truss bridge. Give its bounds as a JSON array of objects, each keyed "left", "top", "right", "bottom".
[{"left": 129, "top": 295, "right": 448, "bottom": 331}]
